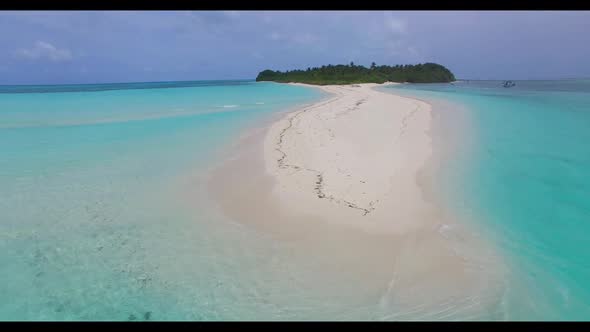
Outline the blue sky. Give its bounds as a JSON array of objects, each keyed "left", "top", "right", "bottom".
[{"left": 1, "top": 11, "right": 589, "bottom": 84}]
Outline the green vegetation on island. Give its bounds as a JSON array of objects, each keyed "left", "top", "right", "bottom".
[{"left": 256, "top": 62, "right": 456, "bottom": 85}]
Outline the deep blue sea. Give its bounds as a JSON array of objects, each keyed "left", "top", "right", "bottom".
[
  {"left": 381, "top": 80, "right": 590, "bottom": 320},
  {"left": 1, "top": 79, "right": 589, "bottom": 320}
]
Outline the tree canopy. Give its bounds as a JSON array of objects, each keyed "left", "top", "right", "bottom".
[{"left": 256, "top": 62, "right": 456, "bottom": 85}]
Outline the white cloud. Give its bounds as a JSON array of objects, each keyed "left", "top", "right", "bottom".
[
  {"left": 15, "top": 41, "right": 73, "bottom": 62},
  {"left": 384, "top": 13, "right": 407, "bottom": 35}
]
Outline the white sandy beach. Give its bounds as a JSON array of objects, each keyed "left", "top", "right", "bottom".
[
  {"left": 209, "top": 83, "right": 506, "bottom": 319},
  {"left": 264, "top": 83, "right": 439, "bottom": 234}
]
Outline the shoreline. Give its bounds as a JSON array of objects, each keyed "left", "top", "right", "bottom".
[{"left": 207, "top": 82, "right": 506, "bottom": 319}]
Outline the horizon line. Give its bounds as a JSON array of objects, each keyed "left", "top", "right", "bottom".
[{"left": 1, "top": 77, "right": 589, "bottom": 88}]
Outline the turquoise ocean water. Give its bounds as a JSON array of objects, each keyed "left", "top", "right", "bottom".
[
  {"left": 381, "top": 80, "right": 590, "bottom": 320},
  {"left": 0, "top": 80, "right": 331, "bottom": 320},
  {"left": 2, "top": 78, "right": 589, "bottom": 320}
]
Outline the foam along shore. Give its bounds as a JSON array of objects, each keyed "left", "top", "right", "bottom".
[
  {"left": 264, "top": 83, "right": 437, "bottom": 234},
  {"left": 210, "top": 82, "right": 505, "bottom": 319}
]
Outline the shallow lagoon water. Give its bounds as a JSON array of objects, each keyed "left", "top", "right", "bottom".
[
  {"left": 382, "top": 80, "right": 590, "bottom": 320},
  {"left": 0, "top": 80, "right": 333, "bottom": 320},
  {"left": 2, "top": 78, "right": 589, "bottom": 320}
]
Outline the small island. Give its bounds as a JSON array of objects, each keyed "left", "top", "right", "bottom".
[{"left": 256, "top": 62, "right": 456, "bottom": 85}]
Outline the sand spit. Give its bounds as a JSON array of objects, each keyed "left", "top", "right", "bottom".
[{"left": 208, "top": 83, "right": 507, "bottom": 320}]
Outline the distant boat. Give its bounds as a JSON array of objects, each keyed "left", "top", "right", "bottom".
[{"left": 503, "top": 80, "right": 516, "bottom": 88}]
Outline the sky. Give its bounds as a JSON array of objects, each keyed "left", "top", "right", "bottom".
[{"left": 1, "top": 11, "right": 589, "bottom": 84}]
